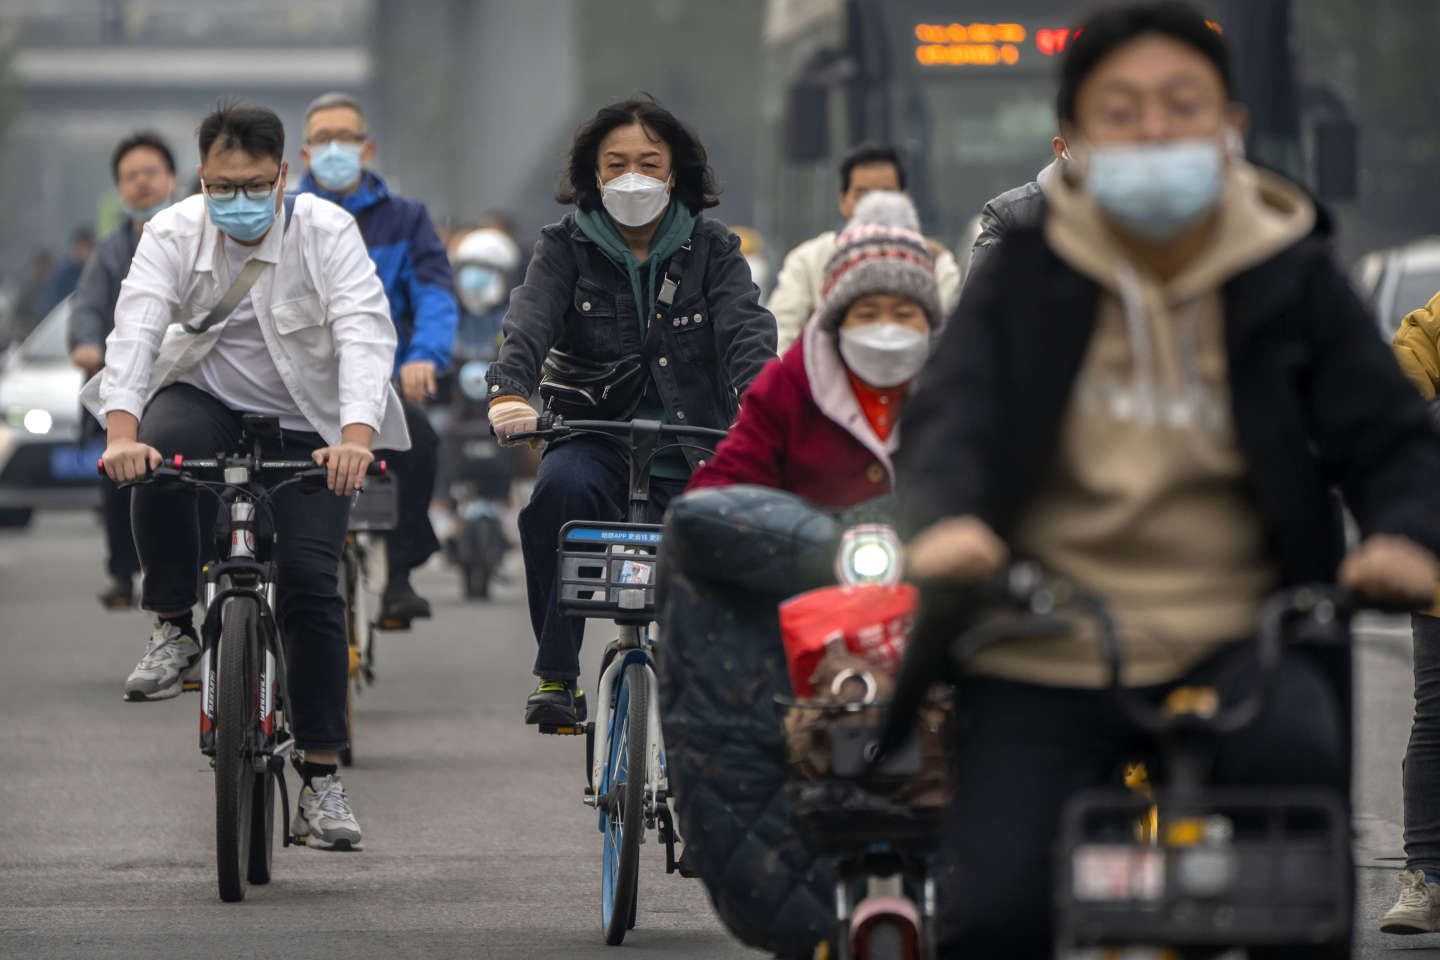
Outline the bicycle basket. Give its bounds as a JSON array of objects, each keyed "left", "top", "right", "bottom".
[
  {"left": 348, "top": 475, "right": 399, "bottom": 532},
  {"left": 557, "top": 520, "right": 661, "bottom": 620}
]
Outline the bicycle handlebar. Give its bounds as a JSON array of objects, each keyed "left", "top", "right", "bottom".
[
  {"left": 508, "top": 412, "right": 728, "bottom": 445},
  {"left": 99, "top": 453, "right": 388, "bottom": 480},
  {"left": 989, "top": 565, "right": 1368, "bottom": 736}
]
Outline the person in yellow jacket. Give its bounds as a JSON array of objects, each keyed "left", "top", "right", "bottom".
[{"left": 1386, "top": 290, "right": 1440, "bottom": 932}]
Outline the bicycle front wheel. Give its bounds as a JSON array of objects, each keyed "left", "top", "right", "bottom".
[
  {"left": 215, "top": 596, "right": 259, "bottom": 902},
  {"left": 601, "top": 660, "right": 649, "bottom": 944}
]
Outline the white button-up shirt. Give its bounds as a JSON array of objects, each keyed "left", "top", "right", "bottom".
[{"left": 82, "top": 192, "right": 410, "bottom": 450}]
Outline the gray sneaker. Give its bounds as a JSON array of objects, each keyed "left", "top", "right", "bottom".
[
  {"left": 123, "top": 620, "right": 201, "bottom": 702},
  {"left": 295, "top": 774, "right": 362, "bottom": 850},
  {"left": 1381, "top": 868, "right": 1440, "bottom": 934}
]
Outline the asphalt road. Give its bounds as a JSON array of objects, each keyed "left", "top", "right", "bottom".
[
  {"left": 0, "top": 512, "right": 763, "bottom": 960},
  {"left": 0, "top": 511, "right": 1436, "bottom": 959}
]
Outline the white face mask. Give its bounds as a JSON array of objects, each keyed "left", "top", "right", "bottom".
[
  {"left": 838, "top": 322, "right": 930, "bottom": 388},
  {"left": 600, "top": 171, "right": 671, "bottom": 227}
]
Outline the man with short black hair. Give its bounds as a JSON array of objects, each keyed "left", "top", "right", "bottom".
[
  {"left": 70, "top": 130, "right": 179, "bottom": 609},
  {"left": 767, "top": 143, "right": 960, "bottom": 350},
  {"left": 297, "top": 91, "right": 457, "bottom": 627},
  {"left": 88, "top": 100, "right": 407, "bottom": 849}
]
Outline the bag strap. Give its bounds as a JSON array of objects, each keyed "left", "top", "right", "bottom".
[
  {"left": 182, "top": 195, "right": 296, "bottom": 335},
  {"left": 651, "top": 238, "right": 692, "bottom": 322}
]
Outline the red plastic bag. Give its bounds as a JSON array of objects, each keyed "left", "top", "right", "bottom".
[{"left": 778, "top": 583, "right": 919, "bottom": 697}]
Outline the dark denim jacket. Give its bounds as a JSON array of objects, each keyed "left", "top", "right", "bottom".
[{"left": 486, "top": 212, "right": 777, "bottom": 468}]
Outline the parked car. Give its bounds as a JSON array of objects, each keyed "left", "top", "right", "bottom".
[
  {"left": 1353, "top": 237, "right": 1440, "bottom": 341},
  {"left": 0, "top": 297, "right": 97, "bottom": 528}
]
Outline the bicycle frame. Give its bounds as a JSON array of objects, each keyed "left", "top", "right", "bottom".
[
  {"left": 588, "top": 622, "right": 667, "bottom": 824},
  {"left": 194, "top": 460, "right": 295, "bottom": 777}
]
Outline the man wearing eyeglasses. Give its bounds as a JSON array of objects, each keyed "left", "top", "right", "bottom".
[
  {"left": 85, "top": 100, "right": 409, "bottom": 850},
  {"left": 296, "top": 92, "right": 457, "bottom": 629}
]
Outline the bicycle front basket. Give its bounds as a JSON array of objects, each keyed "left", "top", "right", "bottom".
[{"left": 557, "top": 520, "right": 661, "bottom": 620}]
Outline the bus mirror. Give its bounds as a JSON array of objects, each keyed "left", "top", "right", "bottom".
[
  {"left": 785, "top": 80, "right": 830, "bottom": 165},
  {"left": 1314, "top": 120, "right": 1358, "bottom": 203}
]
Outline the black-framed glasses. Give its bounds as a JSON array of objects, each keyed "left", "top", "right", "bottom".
[{"left": 202, "top": 175, "right": 280, "bottom": 202}]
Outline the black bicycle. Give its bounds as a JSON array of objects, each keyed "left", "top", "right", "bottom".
[
  {"left": 510, "top": 412, "right": 726, "bottom": 945},
  {"left": 108, "top": 414, "right": 385, "bottom": 902}
]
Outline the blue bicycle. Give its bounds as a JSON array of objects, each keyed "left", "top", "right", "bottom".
[{"left": 512, "top": 414, "right": 725, "bottom": 944}]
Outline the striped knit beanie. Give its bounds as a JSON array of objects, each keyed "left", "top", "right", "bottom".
[{"left": 814, "top": 190, "right": 941, "bottom": 333}]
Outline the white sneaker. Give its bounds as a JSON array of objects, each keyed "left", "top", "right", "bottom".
[
  {"left": 1381, "top": 868, "right": 1440, "bottom": 934},
  {"left": 123, "top": 620, "right": 201, "bottom": 702},
  {"left": 295, "top": 774, "right": 362, "bottom": 850}
]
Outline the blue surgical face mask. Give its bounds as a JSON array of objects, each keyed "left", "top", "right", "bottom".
[
  {"left": 1083, "top": 138, "right": 1225, "bottom": 241},
  {"left": 205, "top": 187, "right": 279, "bottom": 243},
  {"left": 456, "top": 264, "right": 505, "bottom": 314},
  {"left": 309, "top": 141, "right": 364, "bottom": 192},
  {"left": 121, "top": 198, "right": 172, "bottom": 223}
]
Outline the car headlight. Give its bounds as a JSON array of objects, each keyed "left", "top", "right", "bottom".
[
  {"left": 835, "top": 524, "right": 904, "bottom": 586},
  {"left": 458, "top": 361, "right": 491, "bottom": 401},
  {"left": 4, "top": 406, "right": 52, "bottom": 435}
]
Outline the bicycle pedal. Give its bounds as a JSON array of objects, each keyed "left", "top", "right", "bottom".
[
  {"left": 100, "top": 597, "right": 134, "bottom": 610},
  {"left": 181, "top": 680, "right": 201, "bottom": 692},
  {"left": 376, "top": 617, "right": 412, "bottom": 632},
  {"left": 538, "top": 723, "right": 588, "bottom": 736}
]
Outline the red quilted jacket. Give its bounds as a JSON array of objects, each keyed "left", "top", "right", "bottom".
[{"left": 687, "top": 324, "right": 896, "bottom": 508}]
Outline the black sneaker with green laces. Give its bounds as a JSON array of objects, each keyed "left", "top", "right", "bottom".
[{"left": 525, "top": 678, "right": 588, "bottom": 726}]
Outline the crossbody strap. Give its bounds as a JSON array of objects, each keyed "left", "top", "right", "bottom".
[
  {"left": 182, "top": 195, "right": 296, "bottom": 335},
  {"left": 651, "top": 238, "right": 692, "bottom": 324}
]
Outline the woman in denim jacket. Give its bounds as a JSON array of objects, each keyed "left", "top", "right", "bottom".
[{"left": 485, "top": 96, "right": 776, "bottom": 726}]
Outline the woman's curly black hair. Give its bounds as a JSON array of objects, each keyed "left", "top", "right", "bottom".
[{"left": 557, "top": 95, "right": 721, "bottom": 214}]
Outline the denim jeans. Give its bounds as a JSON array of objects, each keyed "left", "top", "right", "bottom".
[
  {"left": 1405, "top": 613, "right": 1440, "bottom": 873},
  {"left": 518, "top": 435, "right": 685, "bottom": 681},
  {"left": 936, "top": 644, "right": 1349, "bottom": 959},
  {"left": 132, "top": 384, "right": 351, "bottom": 751}
]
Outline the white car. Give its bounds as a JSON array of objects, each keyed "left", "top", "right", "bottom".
[
  {"left": 1353, "top": 237, "right": 1440, "bottom": 341},
  {"left": 0, "top": 297, "right": 98, "bottom": 528}
]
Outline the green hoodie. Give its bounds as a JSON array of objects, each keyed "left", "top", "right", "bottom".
[{"left": 573, "top": 202, "right": 697, "bottom": 479}]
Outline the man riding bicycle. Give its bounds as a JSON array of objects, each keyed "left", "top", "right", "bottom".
[
  {"left": 296, "top": 92, "right": 457, "bottom": 628},
  {"left": 894, "top": 3, "right": 1440, "bottom": 956},
  {"left": 87, "top": 101, "right": 408, "bottom": 850}
]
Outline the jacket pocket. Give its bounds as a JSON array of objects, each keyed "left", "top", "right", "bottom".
[
  {"left": 666, "top": 299, "right": 715, "bottom": 364},
  {"left": 566, "top": 279, "right": 623, "bottom": 357},
  {"left": 271, "top": 295, "right": 324, "bottom": 334}
]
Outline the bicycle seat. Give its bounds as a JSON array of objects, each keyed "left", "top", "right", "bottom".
[{"left": 241, "top": 414, "right": 282, "bottom": 444}]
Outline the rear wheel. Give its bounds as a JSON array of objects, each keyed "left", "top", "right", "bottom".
[
  {"left": 462, "top": 561, "right": 491, "bottom": 599},
  {"left": 601, "top": 661, "right": 648, "bottom": 945},
  {"left": 215, "top": 596, "right": 259, "bottom": 902},
  {"left": 340, "top": 543, "right": 364, "bottom": 767}
]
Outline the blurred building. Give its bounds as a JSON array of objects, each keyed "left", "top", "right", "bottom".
[{"left": 0, "top": 0, "right": 766, "bottom": 285}]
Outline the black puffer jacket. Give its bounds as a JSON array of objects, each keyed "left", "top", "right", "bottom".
[{"left": 657, "top": 485, "right": 841, "bottom": 958}]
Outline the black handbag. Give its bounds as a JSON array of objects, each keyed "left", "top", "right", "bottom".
[{"left": 538, "top": 238, "right": 692, "bottom": 421}]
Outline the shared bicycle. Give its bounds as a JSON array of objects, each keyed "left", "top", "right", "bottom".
[{"left": 511, "top": 413, "right": 726, "bottom": 945}]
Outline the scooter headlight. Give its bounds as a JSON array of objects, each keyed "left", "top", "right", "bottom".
[
  {"left": 836, "top": 524, "right": 904, "bottom": 586},
  {"left": 458, "top": 361, "right": 491, "bottom": 401}
]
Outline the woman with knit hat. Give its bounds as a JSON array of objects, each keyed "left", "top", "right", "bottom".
[{"left": 688, "top": 190, "right": 938, "bottom": 507}]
